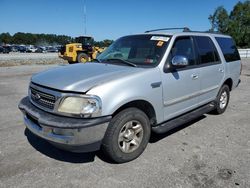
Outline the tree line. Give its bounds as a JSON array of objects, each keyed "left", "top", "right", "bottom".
[
  {"left": 0, "top": 32, "right": 113, "bottom": 47},
  {"left": 0, "top": 32, "right": 73, "bottom": 46},
  {"left": 209, "top": 1, "right": 250, "bottom": 48}
]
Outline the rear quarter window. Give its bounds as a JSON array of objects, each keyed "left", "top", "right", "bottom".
[{"left": 215, "top": 37, "right": 240, "bottom": 62}]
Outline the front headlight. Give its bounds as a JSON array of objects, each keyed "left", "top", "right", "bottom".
[{"left": 58, "top": 96, "right": 101, "bottom": 117}]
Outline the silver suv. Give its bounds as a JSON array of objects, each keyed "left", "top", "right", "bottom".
[{"left": 19, "top": 28, "right": 241, "bottom": 163}]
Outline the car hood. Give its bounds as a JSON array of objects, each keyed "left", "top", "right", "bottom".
[{"left": 31, "top": 63, "right": 142, "bottom": 93}]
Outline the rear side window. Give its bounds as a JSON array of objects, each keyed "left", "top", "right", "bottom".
[
  {"left": 195, "top": 36, "right": 220, "bottom": 64},
  {"left": 215, "top": 37, "right": 240, "bottom": 62}
]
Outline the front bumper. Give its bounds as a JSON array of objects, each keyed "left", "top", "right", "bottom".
[
  {"left": 58, "top": 53, "right": 74, "bottom": 62},
  {"left": 18, "top": 97, "right": 111, "bottom": 152}
]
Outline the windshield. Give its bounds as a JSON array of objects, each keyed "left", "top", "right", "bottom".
[
  {"left": 75, "top": 37, "right": 94, "bottom": 45},
  {"left": 97, "top": 35, "right": 171, "bottom": 67}
]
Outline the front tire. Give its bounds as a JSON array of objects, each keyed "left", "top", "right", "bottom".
[
  {"left": 77, "top": 53, "right": 89, "bottom": 63},
  {"left": 212, "top": 85, "right": 230, "bottom": 114},
  {"left": 101, "top": 108, "right": 151, "bottom": 163}
]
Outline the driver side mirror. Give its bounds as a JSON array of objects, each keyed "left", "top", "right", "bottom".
[
  {"left": 171, "top": 55, "right": 189, "bottom": 68},
  {"left": 164, "top": 55, "right": 189, "bottom": 72}
]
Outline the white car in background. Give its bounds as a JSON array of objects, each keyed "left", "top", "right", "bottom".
[{"left": 26, "top": 45, "right": 37, "bottom": 53}]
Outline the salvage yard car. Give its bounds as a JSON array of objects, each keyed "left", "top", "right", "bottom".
[
  {"left": 0, "top": 46, "right": 10, "bottom": 53},
  {"left": 19, "top": 28, "right": 241, "bottom": 163}
]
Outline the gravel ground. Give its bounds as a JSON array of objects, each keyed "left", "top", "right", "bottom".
[
  {"left": 0, "top": 53, "right": 67, "bottom": 67},
  {"left": 0, "top": 59, "right": 249, "bottom": 188}
]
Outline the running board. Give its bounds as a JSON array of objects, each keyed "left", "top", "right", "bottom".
[{"left": 152, "top": 103, "right": 215, "bottom": 134}]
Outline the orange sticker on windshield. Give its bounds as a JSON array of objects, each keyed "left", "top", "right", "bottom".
[{"left": 157, "top": 41, "right": 164, "bottom": 47}]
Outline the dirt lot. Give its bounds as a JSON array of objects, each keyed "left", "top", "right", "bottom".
[
  {"left": 0, "top": 53, "right": 67, "bottom": 67},
  {"left": 0, "top": 59, "right": 249, "bottom": 188}
]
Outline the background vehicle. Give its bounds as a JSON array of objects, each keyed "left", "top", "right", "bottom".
[
  {"left": 10, "top": 45, "right": 20, "bottom": 52},
  {"left": 46, "top": 46, "right": 58, "bottom": 53},
  {"left": 18, "top": 45, "right": 27, "bottom": 53},
  {"left": 0, "top": 46, "right": 10, "bottom": 53},
  {"left": 35, "top": 46, "right": 46, "bottom": 53},
  {"left": 59, "top": 36, "right": 106, "bottom": 64},
  {"left": 26, "top": 45, "right": 37, "bottom": 53}
]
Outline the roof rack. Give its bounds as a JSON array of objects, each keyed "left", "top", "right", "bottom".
[
  {"left": 145, "top": 27, "right": 190, "bottom": 33},
  {"left": 187, "top": 30, "right": 223, "bottom": 34}
]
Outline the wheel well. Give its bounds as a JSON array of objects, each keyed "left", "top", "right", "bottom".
[
  {"left": 223, "top": 78, "right": 233, "bottom": 91},
  {"left": 113, "top": 100, "right": 157, "bottom": 126}
]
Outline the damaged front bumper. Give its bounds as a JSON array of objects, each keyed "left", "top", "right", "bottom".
[{"left": 18, "top": 97, "right": 111, "bottom": 152}]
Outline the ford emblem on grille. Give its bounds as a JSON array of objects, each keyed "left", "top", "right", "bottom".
[
  {"left": 34, "top": 93, "right": 41, "bottom": 100},
  {"left": 30, "top": 87, "right": 56, "bottom": 110}
]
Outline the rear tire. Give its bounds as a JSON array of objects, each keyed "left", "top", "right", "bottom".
[
  {"left": 77, "top": 53, "right": 89, "bottom": 63},
  {"left": 211, "top": 85, "right": 230, "bottom": 114},
  {"left": 101, "top": 108, "right": 151, "bottom": 163}
]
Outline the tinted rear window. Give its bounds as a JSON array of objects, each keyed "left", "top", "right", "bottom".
[
  {"left": 215, "top": 37, "right": 240, "bottom": 62},
  {"left": 195, "top": 36, "right": 220, "bottom": 64}
]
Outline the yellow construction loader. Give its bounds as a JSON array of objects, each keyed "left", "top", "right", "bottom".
[{"left": 59, "top": 36, "right": 105, "bottom": 64}]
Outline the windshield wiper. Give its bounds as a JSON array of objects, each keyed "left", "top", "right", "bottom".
[{"left": 105, "top": 58, "right": 137, "bottom": 67}]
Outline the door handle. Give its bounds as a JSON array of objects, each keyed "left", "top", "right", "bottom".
[
  {"left": 219, "top": 68, "right": 224, "bottom": 73},
  {"left": 191, "top": 74, "right": 198, "bottom": 80}
]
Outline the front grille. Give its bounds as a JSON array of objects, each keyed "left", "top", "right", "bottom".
[{"left": 30, "top": 87, "right": 56, "bottom": 110}]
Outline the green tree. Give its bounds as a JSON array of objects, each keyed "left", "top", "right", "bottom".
[
  {"left": 94, "top": 39, "right": 113, "bottom": 47},
  {"left": 103, "top": 39, "right": 113, "bottom": 46},
  {"left": 0, "top": 32, "right": 113, "bottom": 47},
  {"left": 12, "top": 32, "right": 27, "bottom": 44},
  {"left": 0, "top": 32, "right": 12, "bottom": 44},
  {"left": 209, "top": 6, "right": 229, "bottom": 33},
  {"left": 228, "top": 1, "right": 250, "bottom": 47},
  {"left": 209, "top": 1, "right": 250, "bottom": 47}
]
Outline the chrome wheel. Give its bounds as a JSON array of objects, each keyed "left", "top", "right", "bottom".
[
  {"left": 102, "top": 108, "right": 151, "bottom": 163},
  {"left": 118, "top": 120, "right": 144, "bottom": 153},
  {"left": 219, "top": 91, "right": 228, "bottom": 109}
]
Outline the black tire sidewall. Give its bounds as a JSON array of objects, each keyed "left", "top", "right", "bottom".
[
  {"left": 215, "top": 85, "right": 230, "bottom": 114},
  {"left": 77, "top": 53, "right": 88, "bottom": 63},
  {"left": 102, "top": 108, "right": 151, "bottom": 163}
]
